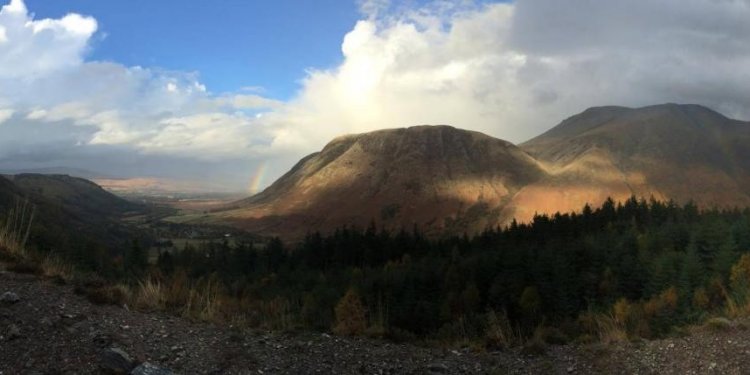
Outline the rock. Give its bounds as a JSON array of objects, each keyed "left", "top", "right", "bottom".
[
  {"left": 101, "top": 347, "right": 136, "bottom": 373},
  {"left": 7, "top": 324, "right": 21, "bottom": 340},
  {"left": 0, "top": 291, "right": 19, "bottom": 304},
  {"left": 130, "top": 362, "right": 175, "bottom": 375},
  {"left": 426, "top": 362, "right": 449, "bottom": 373},
  {"left": 93, "top": 332, "right": 113, "bottom": 348}
]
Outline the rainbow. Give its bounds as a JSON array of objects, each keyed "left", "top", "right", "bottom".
[{"left": 247, "top": 162, "right": 268, "bottom": 194}]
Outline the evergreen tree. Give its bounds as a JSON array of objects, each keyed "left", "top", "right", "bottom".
[
  {"left": 678, "top": 241, "right": 703, "bottom": 300},
  {"left": 124, "top": 240, "right": 148, "bottom": 277},
  {"left": 157, "top": 250, "right": 175, "bottom": 275}
]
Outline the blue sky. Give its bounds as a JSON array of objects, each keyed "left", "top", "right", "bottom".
[{"left": 25, "top": 0, "right": 361, "bottom": 99}]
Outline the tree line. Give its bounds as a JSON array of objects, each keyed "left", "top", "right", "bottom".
[{"left": 127, "top": 197, "right": 750, "bottom": 344}]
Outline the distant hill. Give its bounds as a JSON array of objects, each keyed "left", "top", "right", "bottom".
[
  {"left": 204, "top": 104, "right": 750, "bottom": 239},
  {"left": 0, "top": 167, "right": 112, "bottom": 180},
  {"left": 7, "top": 174, "right": 139, "bottom": 218},
  {"left": 0, "top": 174, "right": 145, "bottom": 252}
]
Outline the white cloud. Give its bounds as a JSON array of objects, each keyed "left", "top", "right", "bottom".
[
  {"left": 358, "top": 0, "right": 390, "bottom": 19},
  {"left": 221, "top": 94, "right": 283, "bottom": 110},
  {"left": 3, "top": 0, "right": 24, "bottom": 14},
  {"left": 3, "top": 0, "right": 750, "bottom": 191},
  {"left": 0, "top": 0, "right": 96, "bottom": 78},
  {"left": 263, "top": 3, "right": 530, "bottom": 152},
  {"left": 0, "top": 0, "right": 277, "bottom": 166},
  {"left": 264, "top": 0, "right": 750, "bottom": 154},
  {"left": 0, "top": 108, "right": 13, "bottom": 124}
]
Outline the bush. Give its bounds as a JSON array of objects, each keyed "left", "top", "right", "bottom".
[
  {"left": 332, "top": 288, "right": 367, "bottom": 336},
  {"left": 485, "top": 310, "right": 520, "bottom": 349},
  {"left": 80, "top": 284, "right": 129, "bottom": 306}
]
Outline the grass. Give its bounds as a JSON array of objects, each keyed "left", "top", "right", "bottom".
[
  {"left": 579, "top": 311, "right": 628, "bottom": 345},
  {"left": 0, "top": 198, "right": 35, "bottom": 259},
  {"left": 134, "top": 278, "right": 166, "bottom": 311},
  {"left": 485, "top": 310, "right": 523, "bottom": 349},
  {"left": 703, "top": 317, "right": 733, "bottom": 331}
]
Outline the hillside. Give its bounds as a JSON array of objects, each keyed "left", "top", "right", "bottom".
[
  {"left": 222, "top": 125, "right": 545, "bottom": 237},
  {"left": 508, "top": 104, "right": 750, "bottom": 222},
  {"left": 0, "top": 167, "right": 111, "bottom": 180},
  {"left": 8, "top": 174, "right": 139, "bottom": 218},
  {"left": 0, "top": 174, "right": 144, "bottom": 254},
  {"left": 210, "top": 104, "right": 750, "bottom": 239}
]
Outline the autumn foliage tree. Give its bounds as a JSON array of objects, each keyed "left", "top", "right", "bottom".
[{"left": 333, "top": 288, "right": 368, "bottom": 336}]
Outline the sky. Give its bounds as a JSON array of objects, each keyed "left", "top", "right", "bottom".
[
  {"left": 24, "top": 0, "right": 361, "bottom": 98},
  {"left": 1, "top": 0, "right": 750, "bottom": 193}
]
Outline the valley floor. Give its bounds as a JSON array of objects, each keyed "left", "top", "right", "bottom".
[{"left": 1, "top": 267, "right": 749, "bottom": 374}]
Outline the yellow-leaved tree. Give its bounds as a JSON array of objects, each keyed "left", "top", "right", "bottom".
[{"left": 333, "top": 287, "right": 367, "bottom": 336}]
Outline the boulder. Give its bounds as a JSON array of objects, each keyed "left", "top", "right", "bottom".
[
  {"left": 130, "top": 362, "right": 175, "bottom": 375},
  {"left": 0, "top": 291, "right": 20, "bottom": 304},
  {"left": 101, "top": 347, "right": 136, "bottom": 373}
]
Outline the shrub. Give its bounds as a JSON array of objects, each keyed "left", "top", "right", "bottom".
[
  {"left": 485, "top": 310, "right": 520, "bottom": 349},
  {"left": 333, "top": 288, "right": 367, "bottom": 336},
  {"left": 692, "top": 288, "right": 710, "bottom": 310},
  {"left": 80, "top": 284, "right": 129, "bottom": 306},
  {"left": 644, "top": 287, "right": 680, "bottom": 336}
]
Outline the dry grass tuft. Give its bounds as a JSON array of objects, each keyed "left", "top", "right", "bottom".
[
  {"left": 79, "top": 284, "right": 130, "bottom": 306},
  {"left": 485, "top": 310, "right": 522, "bottom": 349},
  {"left": 40, "top": 254, "right": 74, "bottom": 282},
  {"left": 134, "top": 278, "right": 166, "bottom": 311},
  {"left": 578, "top": 310, "right": 628, "bottom": 344},
  {"left": 703, "top": 317, "right": 733, "bottom": 331},
  {"left": 0, "top": 198, "right": 35, "bottom": 258}
]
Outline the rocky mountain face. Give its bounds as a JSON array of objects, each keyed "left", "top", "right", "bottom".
[
  {"left": 217, "top": 104, "right": 750, "bottom": 239},
  {"left": 221, "top": 126, "right": 545, "bottom": 237}
]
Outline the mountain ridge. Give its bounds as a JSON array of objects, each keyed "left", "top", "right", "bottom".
[{"left": 211, "top": 103, "right": 750, "bottom": 239}]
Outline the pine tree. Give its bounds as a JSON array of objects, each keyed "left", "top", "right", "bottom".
[
  {"left": 124, "top": 240, "right": 148, "bottom": 277},
  {"left": 678, "top": 241, "right": 703, "bottom": 299},
  {"left": 714, "top": 238, "right": 739, "bottom": 281},
  {"left": 157, "top": 250, "right": 175, "bottom": 275}
]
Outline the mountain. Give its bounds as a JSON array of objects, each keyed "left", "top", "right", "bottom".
[
  {"left": 0, "top": 174, "right": 144, "bottom": 252},
  {"left": 510, "top": 103, "right": 750, "bottom": 221},
  {"left": 7, "top": 174, "right": 139, "bottom": 218},
  {"left": 220, "top": 125, "right": 545, "bottom": 237},
  {"left": 0, "top": 167, "right": 112, "bottom": 180},
  {"left": 212, "top": 104, "right": 750, "bottom": 239}
]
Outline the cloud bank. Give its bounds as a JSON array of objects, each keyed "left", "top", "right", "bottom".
[{"left": 2, "top": 0, "right": 750, "bottom": 192}]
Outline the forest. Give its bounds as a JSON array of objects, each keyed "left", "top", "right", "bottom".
[
  {"left": 145, "top": 197, "right": 750, "bottom": 345},
  {"left": 7, "top": 196, "right": 750, "bottom": 347}
]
